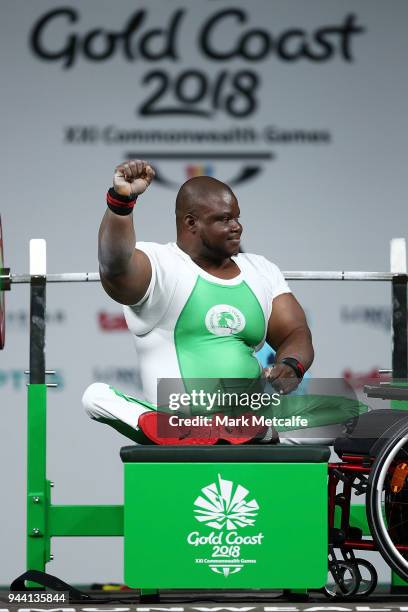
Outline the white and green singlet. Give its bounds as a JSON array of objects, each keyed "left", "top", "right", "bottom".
[
  {"left": 124, "top": 242, "right": 291, "bottom": 408},
  {"left": 84, "top": 242, "right": 368, "bottom": 442}
]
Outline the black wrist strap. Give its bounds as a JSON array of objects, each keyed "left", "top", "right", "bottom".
[
  {"left": 278, "top": 357, "right": 306, "bottom": 380},
  {"left": 106, "top": 187, "right": 137, "bottom": 216}
]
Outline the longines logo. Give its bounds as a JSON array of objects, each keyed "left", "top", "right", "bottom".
[{"left": 187, "top": 474, "right": 263, "bottom": 577}]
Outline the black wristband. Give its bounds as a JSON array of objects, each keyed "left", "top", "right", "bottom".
[
  {"left": 278, "top": 357, "right": 306, "bottom": 380},
  {"left": 106, "top": 187, "right": 137, "bottom": 216}
]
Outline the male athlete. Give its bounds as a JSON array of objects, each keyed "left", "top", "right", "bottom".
[{"left": 83, "top": 160, "right": 365, "bottom": 444}]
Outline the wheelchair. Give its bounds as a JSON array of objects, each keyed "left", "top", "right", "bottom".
[{"left": 325, "top": 398, "right": 408, "bottom": 598}]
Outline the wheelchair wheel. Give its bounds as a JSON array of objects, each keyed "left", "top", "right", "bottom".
[
  {"left": 352, "top": 558, "right": 378, "bottom": 597},
  {"left": 323, "top": 560, "right": 359, "bottom": 598},
  {"left": 367, "top": 419, "right": 408, "bottom": 582}
]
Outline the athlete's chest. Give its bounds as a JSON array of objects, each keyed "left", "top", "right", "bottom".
[{"left": 174, "top": 276, "right": 266, "bottom": 347}]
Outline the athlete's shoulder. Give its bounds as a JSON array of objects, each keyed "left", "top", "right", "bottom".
[
  {"left": 136, "top": 241, "right": 173, "bottom": 254},
  {"left": 236, "top": 251, "right": 284, "bottom": 275},
  {"left": 135, "top": 241, "right": 180, "bottom": 264},
  {"left": 236, "top": 252, "right": 290, "bottom": 298}
]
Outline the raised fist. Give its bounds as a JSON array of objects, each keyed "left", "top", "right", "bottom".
[{"left": 113, "top": 159, "right": 155, "bottom": 197}]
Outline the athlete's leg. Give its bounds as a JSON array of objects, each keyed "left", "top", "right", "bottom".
[
  {"left": 82, "top": 382, "right": 219, "bottom": 445},
  {"left": 82, "top": 382, "right": 155, "bottom": 443}
]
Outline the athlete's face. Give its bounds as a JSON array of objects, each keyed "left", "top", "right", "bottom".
[{"left": 195, "top": 192, "right": 242, "bottom": 257}]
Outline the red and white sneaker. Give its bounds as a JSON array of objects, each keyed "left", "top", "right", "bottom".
[
  {"left": 214, "top": 412, "right": 267, "bottom": 444},
  {"left": 138, "top": 411, "right": 268, "bottom": 445},
  {"left": 138, "top": 411, "right": 219, "bottom": 445}
]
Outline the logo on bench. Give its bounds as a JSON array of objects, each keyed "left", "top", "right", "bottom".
[{"left": 187, "top": 474, "right": 263, "bottom": 577}]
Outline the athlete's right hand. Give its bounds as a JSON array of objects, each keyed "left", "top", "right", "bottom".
[{"left": 113, "top": 159, "right": 155, "bottom": 197}]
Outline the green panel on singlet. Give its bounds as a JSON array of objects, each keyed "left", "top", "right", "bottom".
[
  {"left": 174, "top": 277, "right": 265, "bottom": 381},
  {"left": 124, "top": 462, "right": 328, "bottom": 589}
]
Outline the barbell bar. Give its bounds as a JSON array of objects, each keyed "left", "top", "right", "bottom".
[{"left": 0, "top": 270, "right": 399, "bottom": 284}]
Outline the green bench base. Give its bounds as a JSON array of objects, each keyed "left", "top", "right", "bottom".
[{"left": 123, "top": 447, "right": 329, "bottom": 589}]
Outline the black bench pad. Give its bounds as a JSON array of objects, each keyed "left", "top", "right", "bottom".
[{"left": 120, "top": 444, "right": 330, "bottom": 463}]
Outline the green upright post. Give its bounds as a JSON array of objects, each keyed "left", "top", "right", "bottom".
[
  {"left": 27, "top": 384, "right": 51, "bottom": 574},
  {"left": 24, "top": 240, "right": 125, "bottom": 589}
]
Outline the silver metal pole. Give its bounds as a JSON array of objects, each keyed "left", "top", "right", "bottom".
[
  {"left": 6, "top": 272, "right": 101, "bottom": 284},
  {"left": 283, "top": 271, "right": 394, "bottom": 281},
  {"left": 1, "top": 270, "right": 396, "bottom": 284}
]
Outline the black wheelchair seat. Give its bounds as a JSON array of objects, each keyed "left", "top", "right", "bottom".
[{"left": 334, "top": 409, "right": 408, "bottom": 458}]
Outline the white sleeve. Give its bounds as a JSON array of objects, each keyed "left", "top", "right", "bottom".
[
  {"left": 123, "top": 242, "right": 178, "bottom": 335},
  {"left": 257, "top": 255, "right": 291, "bottom": 301}
]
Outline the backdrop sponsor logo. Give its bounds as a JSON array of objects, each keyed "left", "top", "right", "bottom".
[
  {"left": 93, "top": 367, "right": 139, "bottom": 387},
  {"left": 340, "top": 305, "right": 391, "bottom": 331},
  {"left": 0, "top": 369, "right": 65, "bottom": 391},
  {"left": 342, "top": 367, "right": 390, "bottom": 390},
  {"left": 29, "top": 6, "right": 364, "bottom": 187},
  {"left": 98, "top": 311, "right": 127, "bottom": 331},
  {"left": 6, "top": 309, "right": 67, "bottom": 330}
]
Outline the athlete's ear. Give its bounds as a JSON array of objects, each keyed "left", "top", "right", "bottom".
[{"left": 184, "top": 214, "right": 198, "bottom": 233}]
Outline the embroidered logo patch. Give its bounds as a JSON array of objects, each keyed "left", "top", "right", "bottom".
[{"left": 205, "top": 304, "right": 246, "bottom": 336}]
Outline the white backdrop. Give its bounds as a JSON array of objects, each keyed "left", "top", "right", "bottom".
[{"left": 1, "top": 0, "right": 407, "bottom": 585}]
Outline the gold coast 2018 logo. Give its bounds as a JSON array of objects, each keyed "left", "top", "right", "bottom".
[
  {"left": 30, "top": 7, "right": 365, "bottom": 188},
  {"left": 187, "top": 474, "right": 263, "bottom": 577}
]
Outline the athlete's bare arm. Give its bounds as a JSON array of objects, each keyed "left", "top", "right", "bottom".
[
  {"left": 265, "top": 293, "right": 314, "bottom": 394},
  {"left": 99, "top": 160, "right": 155, "bottom": 305}
]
